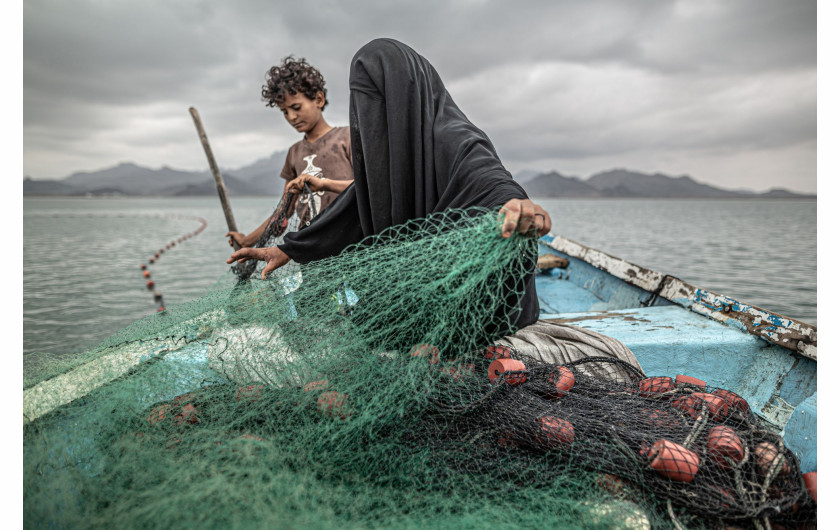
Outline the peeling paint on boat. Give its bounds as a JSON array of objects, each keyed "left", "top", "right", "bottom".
[{"left": 541, "top": 234, "right": 817, "bottom": 360}]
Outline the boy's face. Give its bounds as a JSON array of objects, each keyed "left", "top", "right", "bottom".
[{"left": 279, "top": 91, "right": 325, "bottom": 134}]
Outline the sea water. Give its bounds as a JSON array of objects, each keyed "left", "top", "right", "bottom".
[{"left": 23, "top": 197, "right": 817, "bottom": 366}]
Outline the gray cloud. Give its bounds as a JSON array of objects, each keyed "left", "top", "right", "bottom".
[{"left": 23, "top": 0, "right": 816, "bottom": 192}]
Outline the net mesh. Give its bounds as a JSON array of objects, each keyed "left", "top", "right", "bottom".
[{"left": 23, "top": 208, "right": 815, "bottom": 529}]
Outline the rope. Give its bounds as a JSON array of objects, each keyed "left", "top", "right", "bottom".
[{"left": 139, "top": 214, "right": 207, "bottom": 312}]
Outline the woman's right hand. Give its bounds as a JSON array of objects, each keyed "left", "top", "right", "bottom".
[{"left": 227, "top": 247, "right": 291, "bottom": 279}]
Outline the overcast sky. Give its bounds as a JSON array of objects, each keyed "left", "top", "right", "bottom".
[{"left": 22, "top": 0, "right": 817, "bottom": 193}]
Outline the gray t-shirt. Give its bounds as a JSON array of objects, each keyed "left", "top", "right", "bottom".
[{"left": 280, "top": 126, "right": 353, "bottom": 223}]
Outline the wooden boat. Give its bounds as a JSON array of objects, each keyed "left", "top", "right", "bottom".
[
  {"left": 24, "top": 233, "right": 817, "bottom": 464},
  {"left": 23, "top": 231, "right": 817, "bottom": 526}
]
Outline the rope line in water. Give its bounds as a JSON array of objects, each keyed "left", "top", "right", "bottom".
[{"left": 138, "top": 214, "right": 207, "bottom": 312}]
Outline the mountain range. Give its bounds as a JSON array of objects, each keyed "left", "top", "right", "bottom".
[
  {"left": 515, "top": 169, "right": 814, "bottom": 199},
  {"left": 23, "top": 154, "right": 815, "bottom": 199}
]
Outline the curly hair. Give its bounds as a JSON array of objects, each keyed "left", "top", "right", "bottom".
[{"left": 262, "top": 56, "right": 328, "bottom": 109}]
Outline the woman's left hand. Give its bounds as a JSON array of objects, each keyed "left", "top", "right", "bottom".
[{"left": 499, "top": 199, "right": 552, "bottom": 238}]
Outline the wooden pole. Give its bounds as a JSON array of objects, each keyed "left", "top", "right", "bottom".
[{"left": 188, "top": 107, "right": 241, "bottom": 250}]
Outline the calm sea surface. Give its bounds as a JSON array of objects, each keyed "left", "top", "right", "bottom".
[{"left": 23, "top": 197, "right": 816, "bottom": 363}]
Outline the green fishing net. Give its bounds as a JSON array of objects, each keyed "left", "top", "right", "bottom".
[{"left": 23, "top": 208, "right": 815, "bottom": 529}]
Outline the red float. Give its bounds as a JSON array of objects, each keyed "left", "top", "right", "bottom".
[
  {"left": 755, "top": 441, "right": 791, "bottom": 476},
  {"left": 175, "top": 403, "right": 199, "bottom": 425},
  {"left": 487, "top": 358, "right": 526, "bottom": 385},
  {"left": 303, "top": 380, "right": 329, "bottom": 392},
  {"left": 536, "top": 415, "right": 575, "bottom": 446},
  {"left": 712, "top": 388, "right": 751, "bottom": 415},
  {"left": 672, "top": 392, "right": 728, "bottom": 420},
  {"left": 440, "top": 363, "right": 475, "bottom": 382},
  {"left": 646, "top": 439, "right": 700, "bottom": 482},
  {"left": 484, "top": 344, "right": 512, "bottom": 360},
  {"left": 707, "top": 426, "right": 744, "bottom": 468},
  {"left": 409, "top": 343, "right": 440, "bottom": 365},
  {"left": 803, "top": 471, "right": 817, "bottom": 503},
  {"left": 675, "top": 374, "right": 706, "bottom": 389},
  {"left": 317, "top": 391, "right": 351, "bottom": 420},
  {"left": 547, "top": 366, "right": 575, "bottom": 397},
  {"left": 146, "top": 404, "right": 172, "bottom": 426},
  {"left": 639, "top": 376, "right": 674, "bottom": 397},
  {"left": 235, "top": 384, "right": 264, "bottom": 402}
]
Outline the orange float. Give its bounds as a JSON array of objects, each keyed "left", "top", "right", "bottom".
[
  {"left": 755, "top": 442, "right": 791, "bottom": 476},
  {"left": 409, "top": 343, "right": 440, "bottom": 365},
  {"left": 317, "top": 391, "right": 351, "bottom": 420},
  {"left": 487, "top": 358, "right": 526, "bottom": 385},
  {"left": 547, "top": 366, "right": 575, "bottom": 397},
  {"left": 146, "top": 404, "right": 172, "bottom": 426},
  {"left": 672, "top": 392, "right": 728, "bottom": 420},
  {"left": 440, "top": 363, "right": 475, "bottom": 382},
  {"left": 640, "top": 408, "right": 675, "bottom": 429},
  {"left": 712, "top": 388, "right": 751, "bottom": 415},
  {"left": 596, "top": 473, "right": 626, "bottom": 496},
  {"left": 646, "top": 439, "right": 699, "bottom": 482},
  {"left": 707, "top": 426, "right": 744, "bottom": 468},
  {"left": 484, "top": 344, "right": 512, "bottom": 360},
  {"left": 802, "top": 471, "right": 817, "bottom": 503},
  {"left": 143, "top": 270, "right": 151, "bottom": 278},
  {"left": 535, "top": 415, "right": 575, "bottom": 446},
  {"left": 303, "top": 380, "right": 329, "bottom": 392},
  {"left": 175, "top": 403, "right": 199, "bottom": 425},
  {"left": 235, "top": 384, "right": 264, "bottom": 402},
  {"left": 675, "top": 374, "right": 706, "bottom": 389},
  {"left": 639, "top": 376, "right": 674, "bottom": 397}
]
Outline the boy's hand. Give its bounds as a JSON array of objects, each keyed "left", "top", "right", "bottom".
[
  {"left": 498, "top": 199, "right": 552, "bottom": 238},
  {"left": 288, "top": 173, "right": 323, "bottom": 193},
  {"left": 225, "top": 231, "right": 250, "bottom": 248},
  {"left": 227, "top": 247, "right": 291, "bottom": 280}
]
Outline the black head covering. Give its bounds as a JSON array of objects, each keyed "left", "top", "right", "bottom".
[{"left": 278, "top": 38, "right": 539, "bottom": 329}]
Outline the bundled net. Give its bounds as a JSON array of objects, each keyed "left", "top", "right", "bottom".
[{"left": 23, "top": 208, "right": 815, "bottom": 529}]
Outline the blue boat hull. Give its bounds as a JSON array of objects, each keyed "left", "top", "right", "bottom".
[{"left": 535, "top": 234, "right": 817, "bottom": 472}]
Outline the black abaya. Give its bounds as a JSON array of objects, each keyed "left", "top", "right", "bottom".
[{"left": 278, "top": 38, "right": 540, "bottom": 329}]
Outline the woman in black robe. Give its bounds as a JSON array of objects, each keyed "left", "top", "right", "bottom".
[{"left": 229, "top": 38, "right": 552, "bottom": 330}]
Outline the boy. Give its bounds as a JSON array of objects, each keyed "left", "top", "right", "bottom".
[{"left": 226, "top": 56, "right": 353, "bottom": 248}]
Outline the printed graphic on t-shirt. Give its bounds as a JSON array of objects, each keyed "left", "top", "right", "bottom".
[
  {"left": 302, "top": 154, "right": 323, "bottom": 179},
  {"left": 300, "top": 154, "right": 323, "bottom": 222}
]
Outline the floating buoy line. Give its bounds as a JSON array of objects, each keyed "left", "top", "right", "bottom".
[{"left": 138, "top": 215, "right": 208, "bottom": 313}]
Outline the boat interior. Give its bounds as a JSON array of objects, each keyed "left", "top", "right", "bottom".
[{"left": 536, "top": 234, "right": 816, "bottom": 473}]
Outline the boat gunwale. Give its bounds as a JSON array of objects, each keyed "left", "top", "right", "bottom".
[{"left": 540, "top": 234, "right": 817, "bottom": 361}]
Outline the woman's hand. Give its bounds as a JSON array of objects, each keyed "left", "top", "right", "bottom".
[
  {"left": 288, "top": 173, "right": 323, "bottom": 193},
  {"left": 498, "top": 199, "right": 552, "bottom": 238},
  {"left": 226, "top": 247, "right": 291, "bottom": 279}
]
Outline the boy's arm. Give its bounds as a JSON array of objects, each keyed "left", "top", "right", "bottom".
[
  {"left": 287, "top": 173, "right": 352, "bottom": 194},
  {"left": 226, "top": 180, "right": 298, "bottom": 248},
  {"left": 225, "top": 214, "right": 272, "bottom": 248}
]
